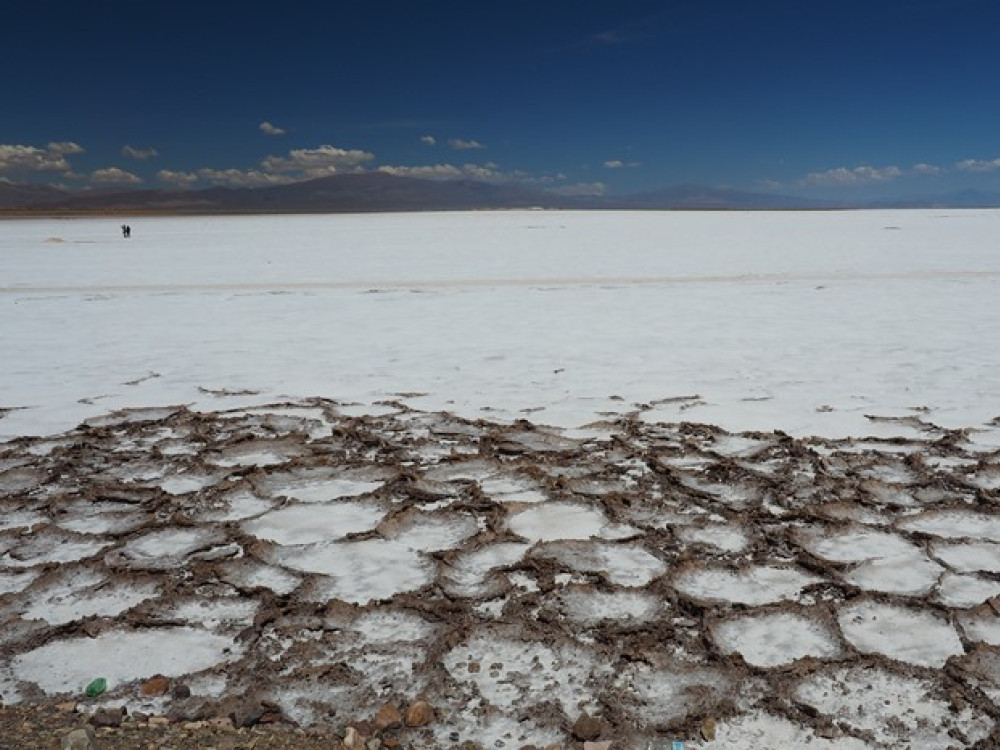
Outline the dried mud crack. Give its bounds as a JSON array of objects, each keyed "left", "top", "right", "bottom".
[{"left": 1, "top": 399, "right": 1000, "bottom": 749}]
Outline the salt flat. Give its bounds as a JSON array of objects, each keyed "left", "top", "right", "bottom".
[
  {"left": 2, "top": 210, "right": 1000, "bottom": 748},
  {"left": 2, "top": 209, "right": 999, "bottom": 441}
]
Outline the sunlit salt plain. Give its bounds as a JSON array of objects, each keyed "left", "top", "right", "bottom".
[
  {"left": 2, "top": 209, "right": 1000, "bottom": 441},
  {"left": 2, "top": 210, "right": 1000, "bottom": 749}
]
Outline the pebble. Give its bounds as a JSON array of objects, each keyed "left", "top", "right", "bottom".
[
  {"left": 583, "top": 742, "right": 612, "bottom": 750},
  {"left": 89, "top": 708, "right": 123, "bottom": 729},
  {"left": 61, "top": 727, "right": 100, "bottom": 750},
  {"left": 571, "top": 714, "right": 603, "bottom": 741},
  {"left": 404, "top": 699, "right": 434, "bottom": 727},
  {"left": 374, "top": 702, "right": 402, "bottom": 730},
  {"left": 140, "top": 675, "right": 170, "bottom": 697},
  {"left": 343, "top": 725, "right": 366, "bottom": 749},
  {"left": 700, "top": 717, "right": 717, "bottom": 741}
]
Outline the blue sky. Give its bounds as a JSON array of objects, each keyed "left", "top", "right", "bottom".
[{"left": 4, "top": 0, "right": 1000, "bottom": 199}]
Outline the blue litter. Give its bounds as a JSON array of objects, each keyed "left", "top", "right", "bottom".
[{"left": 672, "top": 741, "right": 685, "bottom": 750}]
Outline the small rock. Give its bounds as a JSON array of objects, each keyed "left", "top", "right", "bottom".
[
  {"left": 701, "top": 717, "right": 717, "bottom": 741},
  {"left": 583, "top": 742, "right": 611, "bottom": 750},
  {"left": 374, "top": 702, "right": 402, "bottom": 730},
  {"left": 231, "top": 702, "right": 265, "bottom": 728},
  {"left": 468, "top": 661, "right": 481, "bottom": 673},
  {"left": 571, "top": 714, "right": 603, "bottom": 741},
  {"left": 366, "top": 739, "right": 381, "bottom": 750},
  {"left": 171, "top": 683, "right": 192, "bottom": 699},
  {"left": 147, "top": 716, "right": 169, "bottom": 726},
  {"left": 404, "top": 699, "right": 434, "bottom": 727},
  {"left": 141, "top": 675, "right": 170, "bottom": 697},
  {"left": 61, "top": 727, "right": 100, "bottom": 750},
  {"left": 343, "top": 726, "right": 366, "bottom": 750},
  {"left": 381, "top": 730, "right": 401, "bottom": 749},
  {"left": 208, "top": 716, "right": 234, "bottom": 730},
  {"left": 56, "top": 700, "right": 79, "bottom": 712},
  {"left": 89, "top": 708, "right": 123, "bottom": 729}
]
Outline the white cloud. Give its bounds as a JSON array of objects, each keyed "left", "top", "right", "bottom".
[
  {"left": 197, "top": 168, "right": 296, "bottom": 187},
  {"left": 0, "top": 142, "right": 84, "bottom": 174},
  {"left": 156, "top": 169, "right": 200, "bottom": 188},
  {"left": 91, "top": 167, "right": 143, "bottom": 184},
  {"left": 259, "top": 121, "right": 286, "bottom": 136},
  {"left": 420, "top": 135, "right": 436, "bottom": 146},
  {"left": 603, "top": 159, "right": 641, "bottom": 169},
  {"left": 121, "top": 145, "right": 158, "bottom": 160},
  {"left": 912, "top": 163, "right": 942, "bottom": 176},
  {"left": 801, "top": 164, "right": 903, "bottom": 187},
  {"left": 260, "top": 145, "right": 375, "bottom": 178},
  {"left": 956, "top": 157, "right": 1000, "bottom": 173},
  {"left": 448, "top": 138, "right": 485, "bottom": 151}
]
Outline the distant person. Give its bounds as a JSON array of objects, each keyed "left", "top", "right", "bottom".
[
  {"left": 125, "top": 225, "right": 131, "bottom": 238},
  {"left": 121, "top": 224, "right": 127, "bottom": 238}
]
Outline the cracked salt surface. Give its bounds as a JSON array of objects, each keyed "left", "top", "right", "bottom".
[
  {"left": 534, "top": 541, "right": 667, "bottom": 587},
  {"left": 674, "top": 564, "right": 821, "bottom": 605},
  {"left": 935, "top": 572, "right": 1000, "bottom": 608},
  {"left": 507, "top": 501, "right": 637, "bottom": 542},
  {"left": 838, "top": 600, "right": 963, "bottom": 667},
  {"left": 712, "top": 610, "right": 840, "bottom": 667},
  {"left": 19, "top": 567, "right": 158, "bottom": 625},
  {"left": 795, "top": 665, "right": 995, "bottom": 747},
  {"left": 844, "top": 552, "right": 943, "bottom": 595},
  {"left": 932, "top": 540, "right": 1000, "bottom": 573},
  {"left": 798, "top": 527, "right": 919, "bottom": 562},
  {"left": 12, "top": 628, "right": 242, "bottom": 695},
  {"left": 279, "top": 539, "right": 435, "bottom": 604},
  {"left": 242, "top": 501, "right": 385, "bottom": 545},
  {"left": 898, "top": 508, "right": 1000, "bottom": 541}
]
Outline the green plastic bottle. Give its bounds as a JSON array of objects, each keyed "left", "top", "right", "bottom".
[{"left": 84, "top": 677, "right": 107, "bottom": 697}]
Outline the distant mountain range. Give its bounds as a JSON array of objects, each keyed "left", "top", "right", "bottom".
[{"left": 3, "top": 174, "right": 1000, "bottom": 214}]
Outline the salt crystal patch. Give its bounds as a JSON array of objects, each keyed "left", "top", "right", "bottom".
[
  {"left": 3, "top": 532, "right": 112, "bottom": 568},
  {"left": 109, "top": 527, "right": 223, "bottom": 570},
  {"left": 800, "top": 527, "right": 918, "bottom": 562},
  {"left": 353, "top": 610, "right": 436, "bottom": 644},
  {"left": 936, "top": 573, "right": 1000, "bottom": 608},
  {"left": 443, "top": 633, "right": 603, "bottom": 717},
  {"left": 838, "top": 600, "right": 963, "bottom": 668},
  {"left": 932, "top": 541, "right": 1000, "bottom": 573},
  {"left": 281, "top": 538, "right": 434, "bottom": 604},
  {"left": 219, "top": 559, "right": 301, "bottom": 596},
  {"left": 242, "top": 501, "right": 385, "bottom": 545},
  {"left": 442, "top": 542, "right": 531, "bottom": 597},
  {"left": 533, "top": 541, "right": 666, "bottom": 587},
  {"left": 0, "top": 510, "right": 46, "bottom": 531},
  {"left": 795, "top": 664, "right": 994, "bottom": 747},
  {"left": 616, "top": 662, "right": 731, "bottom": 726},
  {"left": 675, "top": 565, "right": 821, "bottom": 606},
  {"left": 507, "top": 502, "right": 635, "bottom": 542},
  {"left": 844, "top": 553, "right": 943, "bottom": 595},
  {"left": 558, "top": 588, "right": 662, "bottom": 626},
  {"left": 959, "top": 611, "right": 1000, "bottom": 646},
  {"left": 712, "top": 611, "right": 840, "bottom": 668},
  {"left": 12, "top": 627, "right": 241, "bottom": 695},
  {"left": 21, "top": 569, "right": 158, "bottom": 626},
  {"left": 388, "top": 513, "right": 478, "bottom": 552},
  {"left": 199, "top": 489, "right": 274, "bottom": 522},
  {"left": 677, "top": 523, "right": 749, "bottom": 553},
  {"left": 0, "top": 568, "right": 39, "bottom": 595},
  {"left": 159, "top": 473, "right": 218, "bottom": 495},
  {"left": 709, "top": 710, "right": 873, "bottom": 750},
  {"left": 165, "top": 598, "right": 260, "bottom": 631},
  {"left": 898, "top": 509, "right": 1000, "bottom": 542}
]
